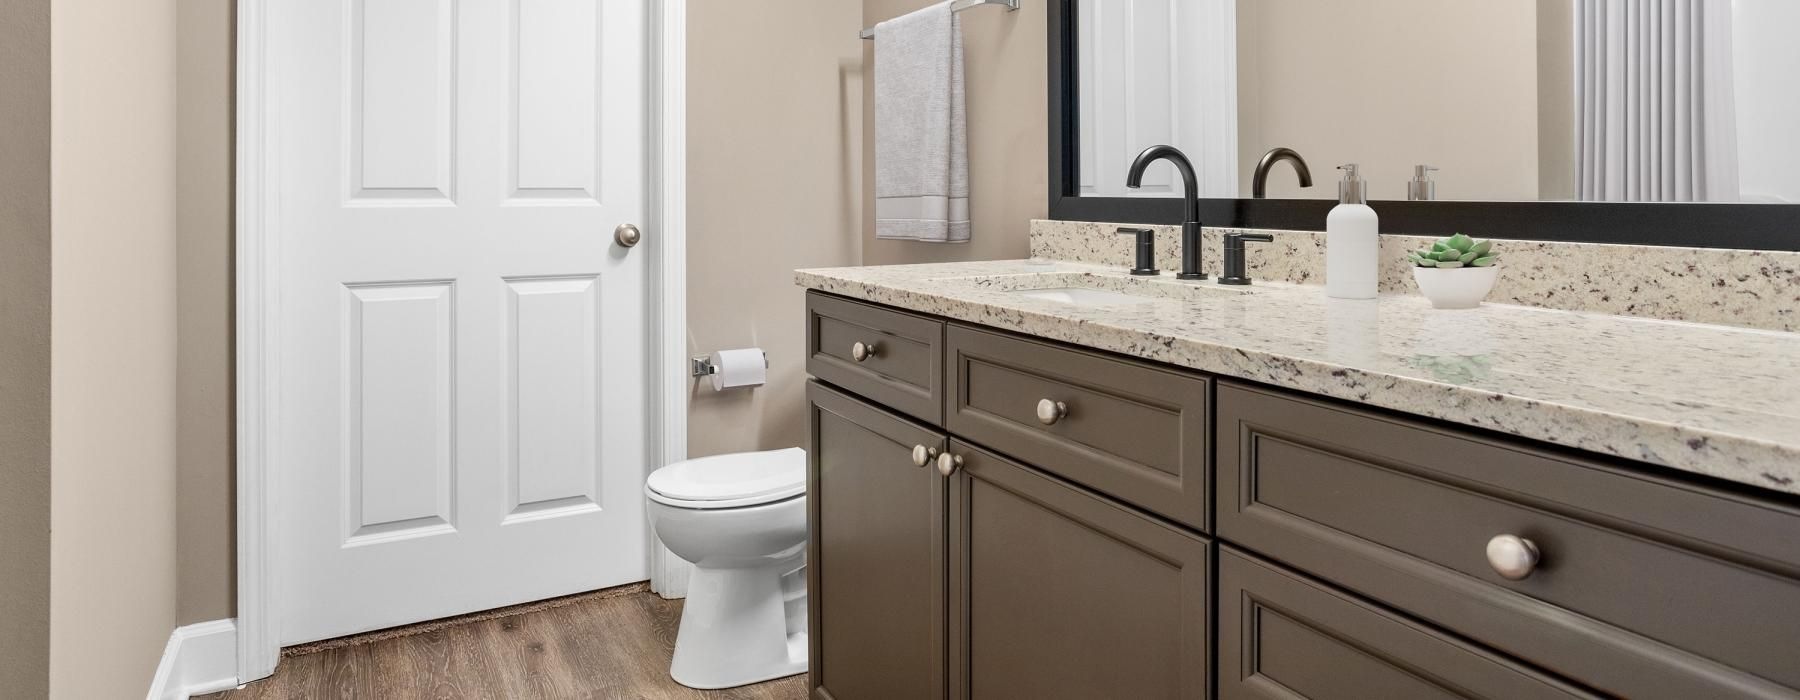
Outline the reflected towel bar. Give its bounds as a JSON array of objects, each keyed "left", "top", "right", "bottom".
[{"left": 859, "top": 0, "right": 1019, "bottom": 39}]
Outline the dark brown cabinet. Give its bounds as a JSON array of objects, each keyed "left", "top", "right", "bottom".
[
  {"left": 807, "top": 382, "right": 948, "bottom": 700},
  {"left": 1216, "top": 380, "right": 1800, "bottom": 699},
  {"left": 947, "top": 441, "right": 1211, "bottom": 699},
  {"left": 808, "top": 378, "right": 1210, "bottom": 700},
  {"left": 805, "top": 291, "right": 1800, "bottom": 700}
]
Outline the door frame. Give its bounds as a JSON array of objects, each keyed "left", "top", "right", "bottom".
[{"left": 233, "top": 0, "right": 689, "bottom": 681}]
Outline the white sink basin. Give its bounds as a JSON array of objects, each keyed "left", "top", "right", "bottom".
[{"left": 1010, "top": 286, "right": 1157, "bottom": 306}]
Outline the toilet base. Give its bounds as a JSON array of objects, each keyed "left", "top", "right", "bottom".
[{"left": 668, "top": 555, "right": 808, "bottom": 690}]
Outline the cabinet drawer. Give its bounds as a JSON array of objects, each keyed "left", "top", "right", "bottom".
[
  {"left": 1216, "top": 381, "right": 1800, "bottom": 699},
  {"left": 948, "top": 441, "right": 1210, "bottom": 700},
  {"left": 807, "top": 292, "right": 944, "bottom": 424},
  {"left": 946, "top": 324, "right": 1211, "bottom": 530},
  {"left": 1220, "top": 547, "right": 1593, "bottom": 700}
]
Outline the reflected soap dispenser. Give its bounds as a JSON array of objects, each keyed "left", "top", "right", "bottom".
[{"left": 1326, "top": 164, "right": 1378, "bottom": 299}]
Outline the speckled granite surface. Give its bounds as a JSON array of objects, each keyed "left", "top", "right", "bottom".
[
  {"left": 795, "top": 259, "right": 1800, "bottom": 496},
  {"left": 1030, "top": 219, "right": 1800, "bottom": 332}
]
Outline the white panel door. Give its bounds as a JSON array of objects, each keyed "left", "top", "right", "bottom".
[{"left": 274, "top": 0, "right": 648, "bottom": 643}]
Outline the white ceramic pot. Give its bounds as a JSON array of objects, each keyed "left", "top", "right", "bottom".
[{"left": 1412, "top": 265, "right": 1499, "bottom": 309}]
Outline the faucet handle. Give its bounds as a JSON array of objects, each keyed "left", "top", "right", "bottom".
[
  {"left": 1117, "top": 227, "right": 1159, "bottom": 276},
  {"left": 1219, "top": 232, "right": 1274, "bottom": 286}
]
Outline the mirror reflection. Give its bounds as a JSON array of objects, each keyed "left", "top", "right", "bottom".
[{"left": 1076, "top": 0, "right": 1800, "bottom": 203}]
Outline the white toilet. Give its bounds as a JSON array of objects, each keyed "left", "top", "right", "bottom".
[{"left": 646, "top": 447, "right": 808, "bottom": 689}]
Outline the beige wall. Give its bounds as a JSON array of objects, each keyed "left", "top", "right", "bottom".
[
  {"left": 0, "top": 0, "right": 54, "bottom": 696},
  {"left": 49, "top": 0, "right": 183, "bottom": 696},
  {"left": 176, "top": 0, "right": 236, "bottom": 625},
  {"left": 686, "top": 0, "right": 865, "bottom": 458},
  {"left": 861, "top": 0, "right": 1048, "bottom": 265},
  {"left": 1237, "top": 0, "right": 1541, "bottom": 202}
]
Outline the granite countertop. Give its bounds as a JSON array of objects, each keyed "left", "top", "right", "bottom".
[{"left": 796, "top": 259, "right": 1800, "bottom": 497}]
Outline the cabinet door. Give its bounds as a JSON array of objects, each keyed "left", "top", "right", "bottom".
[
  {"left": 946, "top": 440, "right": 1211, "bottom": 700},
  {"left": 808, "top": 381, "right": 948, "bottom": 700}
]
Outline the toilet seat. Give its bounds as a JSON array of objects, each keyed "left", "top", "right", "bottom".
[{"left": 647, "top": 447, "right": 805, "bottom": 509}]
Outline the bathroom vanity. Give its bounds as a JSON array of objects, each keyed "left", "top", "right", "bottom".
[{"left": 797, "top": 261, "right": 1800, "bottom": 699}]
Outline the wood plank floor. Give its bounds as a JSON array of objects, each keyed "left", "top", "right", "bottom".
[{"left": 203, "top": 587, "right": 808, "bottom": 700}]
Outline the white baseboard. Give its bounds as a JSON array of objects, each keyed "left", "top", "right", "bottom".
[
  {"left": 650, "top": 539, "right": 692, "bottom": 599},
  {"left": 146, "top": 619, "right": 240, "bottom": 700}
]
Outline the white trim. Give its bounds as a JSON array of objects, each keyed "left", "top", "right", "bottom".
[
  {"left": 146, "top": 620, "right": 241, "bottom": 700},
  {"left": 233, "top": 0, "right": 280, "bottom": 682},
  {"left": 648, "top": 0, "right": 693, "bottom": 599},
  {"left": 233, "top": 0, "right": 692, "bottom": 671}
]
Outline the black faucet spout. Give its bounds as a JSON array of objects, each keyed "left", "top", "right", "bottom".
[
  {"left": 1126, "top": 145, "right": 1206, "bottom": 280},
  {"left": 1252, "top": 147, "right": 1313, "bottom": 199}
]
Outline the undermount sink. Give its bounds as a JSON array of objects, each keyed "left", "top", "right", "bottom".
[
  {"left": 941, "top": 270, "right": 1254, "bottom": 307},
  {"left": 1011, "top": 286, "right": 1156, "bottom": 306}
]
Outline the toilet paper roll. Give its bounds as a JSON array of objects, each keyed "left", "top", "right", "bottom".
[{"left": 708, "top": 348, "right": 767, "bottom": 391}]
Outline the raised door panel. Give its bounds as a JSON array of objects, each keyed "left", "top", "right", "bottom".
[
  {"left": 348, "top": 0, "right": 456, "bottom": 201},
  {"left": 501, "top": 275, "right": 601, "bottom": 520},
  {"left": 808, "top": 381, "right": 948, "bottom": 700},
  {"left": 1219, "top": 547, "right": 1595, "bottom": 700},
  {"left": 948, "top": 441, "right": 1210, "bottom": 700},
  {"left": 508, "top": 0, "right": 602, "bottom": 201},
  {"left": 342, "top": 281, "right": 457, "bottom": 542}
]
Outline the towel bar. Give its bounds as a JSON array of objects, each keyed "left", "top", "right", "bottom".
[{"left": 859, "top": 0, "right": 1019, "bottom": 40}]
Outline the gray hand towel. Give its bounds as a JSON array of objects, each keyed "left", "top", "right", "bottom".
[{"left": 875, "top": 1, "right": 970, "bottom": 243}]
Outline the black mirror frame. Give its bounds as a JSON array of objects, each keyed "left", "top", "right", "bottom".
[{"left": 1046, "top": 0, "right": 1800, "bottom": 251}]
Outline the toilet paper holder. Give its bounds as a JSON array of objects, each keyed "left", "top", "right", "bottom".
[{"left": 690, "top": 352, "right": 769, "bottom": 378}]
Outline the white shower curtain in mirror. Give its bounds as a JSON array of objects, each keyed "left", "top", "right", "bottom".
[{"left": 1576, "top": 0, "right": 1739, "bottom": 202}]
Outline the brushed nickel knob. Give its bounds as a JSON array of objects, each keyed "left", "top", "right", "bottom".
[
  {"left": 1036, "top": 399, "right": 1069, "bottom": 425},
  {"left": 1485, "top": 534, "right": 1541, "bottom": 580},
  {"left": 614, "top": 223, "right": 642, "bottom": 248},
  {"left": 911, "top": 444, "right": 938, "bottom": 467},
  {"left": 851, "top": 341, "right": 878, "bottom": 362},
  {"left": 936, "top": 452, "right": 964, "bottom": 477}
]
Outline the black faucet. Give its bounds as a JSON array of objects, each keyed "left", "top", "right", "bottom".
[
  {"left": 1251, "top": 147, "right": 1314, "bottom": 199},
  {"left": 1126, "top": 145, "right": 1205, "bottom": 280}
]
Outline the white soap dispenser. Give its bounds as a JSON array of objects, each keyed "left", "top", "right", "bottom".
[{"left": 1326, "top": 163, "right": 1378, "bottom": 299}]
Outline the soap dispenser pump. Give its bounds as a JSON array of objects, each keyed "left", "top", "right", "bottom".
[
  {"left": 1326, "top": 164, "right": 1379, "bottom": 299},
  {"left": 1407, "top": 165, "right": 1439, "bottom": 201}
]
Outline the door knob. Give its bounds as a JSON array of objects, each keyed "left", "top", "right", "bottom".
[
  {"left": 911, "top": 444, "right": 938, "bottom": 467},
  {"left": 614, "top": 223, "right": 642, "bottom": 248},
  {"left": 1485, "top": 534, "right": 1541, "bottom": 580},
  {"left": 936, "top": 452, "right": 964, "bottom": 477},
  {"left": 851, "top": 341, "right": 879, "bottom": 362},
  {"left": 1036, "top": 399, "right": 1069, "bottom": 425}
]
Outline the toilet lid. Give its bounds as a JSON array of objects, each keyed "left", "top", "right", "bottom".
[{"left": 646, "top": 447, "right": 806, "bottom": 505}]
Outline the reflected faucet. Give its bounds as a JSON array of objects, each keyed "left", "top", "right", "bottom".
[
  {"left": 1126, "top": 145, "right": 1205, "bottom": 280},
  {"left": 1252, "top": 147, "right": 1314, "bottom": 199}
]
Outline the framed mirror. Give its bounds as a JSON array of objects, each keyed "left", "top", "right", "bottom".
[{"left": 1047, "top": 0, "right": 1800, "bottom": 250}]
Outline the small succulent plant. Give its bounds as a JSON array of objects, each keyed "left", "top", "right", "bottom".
[{"left": 1409, "top": 233, "right": 1498, "bottom": 269}]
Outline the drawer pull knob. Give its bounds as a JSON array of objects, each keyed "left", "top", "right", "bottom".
[
  {"left": 1485, "top": 534, "right": 1541, "bottom": 580},
  {"left": 937, "top": 452, "right": 964, "bottom": 477},
  {"left": 910, "top": 444, "right": 938, "bottom": 467},
  {"left": 851, "top": 341, "right": 879, "bottom": 362},
  {"left": 1036, "top": 399, "right": 1070, "bottom": 425}
]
